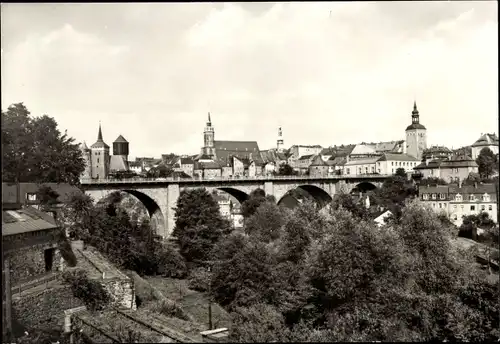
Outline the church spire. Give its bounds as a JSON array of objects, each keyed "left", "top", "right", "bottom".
[
  {"left": 97, "top": 121, "right": 103, "bottom": 141},
  {"left": 208, "top": 112, "right": 211, "bottom": 125},
  {"left": 412, "top": 101, "right": 418, "bottom": 115}
]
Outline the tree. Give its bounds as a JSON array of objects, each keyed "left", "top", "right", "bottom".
[
  {"left": 36, "top": 185, "right": 60, "bottom": 211},
  {"left": 395, "top": 167, "right": 407, "bottom": 177},
  {"left": 476, "top": 147, "right": 498, "bottom": 179},
  {"left": 330, "top": 193, "right": 370, "bottom": 220},
  {"left": 146, "top": 164, "right": 173, "bottom": 178},
  {"left": 244, "top": 202, "right": 288, "bottom": 243},
  {"left": 2, "top": 103, "right": 85, "bottom": 185},
  {"left": 276, "top": 164, "right": 297, "bottom": 176},
  {"left": 419, "top": 176, "right": 448, "bottom": 186},
  {"left": 173, "top": 188, "right": 231, "bottom": 262},
  {"left": 241, "top": 188, "right": 268, "bottom": 218}
]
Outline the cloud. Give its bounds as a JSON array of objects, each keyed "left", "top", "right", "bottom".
[{"left": 1, "top": 2, "right": 498, "bottom": 159}]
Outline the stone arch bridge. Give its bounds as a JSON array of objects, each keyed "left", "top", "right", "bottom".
[{"left": 80, "top": 175, "right": 387, "bottom": 239}]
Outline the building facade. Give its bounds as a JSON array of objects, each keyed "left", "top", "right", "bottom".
[
  {"left": 419, "top": 183, "right": 498, "bottom": 226},
  {"left": 471, "top": 133, "right": 499, "bottom": 160},
  {"left": 376, "top": 153, "right": 419, "bottom": 175},
  {"left": 414, "top": 155, "right": 479, "bottom": 183},
  {"left": 405, "top": 102, "right": 427, "bottom": 160}
]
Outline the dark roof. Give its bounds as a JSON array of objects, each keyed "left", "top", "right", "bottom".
[
  {"left": 91, "top": 140, "right": 110, "bottom": 149},
  {"left": 198, "top": 154, "right": 213, "bottom": 161},
  {"left": 197, "top": 161, "right": 221, "bottom": 170},
  {"left": 180, "top": 157, "right": 194, "bottom": 165},
  {"left": 113, "top": 135, "right": 128, "bottom": 143},
  {"left": 171, "top": 171, "right": 192, "bottom": 179},
  {"left": 414, "top": 160, "right": 442, "bottom": 170},
  {"left": 310, "top": 155, "right": 328, "bottom": 166},
  {"left": 2, "top": 183, "right": 82, "bottom": 205},
  {"left": 214, "top": 140, "right": 263, "bottom": 164},
  {"left": 424, "top": 146, "right": 452, "bottom": 154},
  {"left": 405, "top": 123, "right": 427, "bottom": 131},
  {"left": 419, "top": 184, "right": 497, "bottom": 201},
  {"left": 377, "top": 153, "right": 418, "bottom": 162},
  {"left": 2, "top": 207, "right": 58, "bottom": 236},
  {"left": 415, "top": 156, "right": 478, "bottom": 169},
  {"left": 298, "top": 154, "right": 314, "bottom": 161},
  {"left": 109, "top": 155, "right": 129, "bottom": 172}
]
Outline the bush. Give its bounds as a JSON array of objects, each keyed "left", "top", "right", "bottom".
[
  {"left": 156, "top": 245, "right": 188, "bottom": 278},
  {"left": 150, "top": 299, "right": 190, "bottom": 321},
  {"left": 188, "top": 267, "right": 212, "bottom": 292},
  {"left": 58, "top": 239, "right": 77, "bottom": 267},
  {"left": 62, "top": 269, "right": 111, "bottom": 311}
]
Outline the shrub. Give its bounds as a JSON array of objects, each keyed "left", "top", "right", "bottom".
[
  {"left": 58, "top": 239, "right": 77, "bottom": 267},
  {"left": 156, "top": 246, "right": 188, "bottom": 278},
  {"left": 150, "top": 299, "right": 190, "bottom": 321},
  {"left": 62, "top": 269, "right": 111, "bottom": 312},
  {"left": 188, "top": 267, "right": 212, "bottom": 292}
]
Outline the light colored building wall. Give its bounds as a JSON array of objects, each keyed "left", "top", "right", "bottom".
[
  {"left": 203, "top": 168, "right": 222, "bottom": 179},
  {"left": 221, "top": 166, "right": 232, "bottom": 177},
  {"left": 264, "top": 162, "right": 276, "bottom": 175},
  {"left": 343, "top": 162, "right": 377, "bottom": 175},
  {"left": 180, "top": 164, "right": 194, "bottom": 177},
  {"left": 472, "top": 145, "right": 499, "bottom": 160},
  {"left": 377, "top": 160, "right": 419, "bottom": 175},
  {"left": 406, "top": 128, "right": 427, "bottom": 160},
  {"left": 439, "top": 166, "right": 478, "bottom": 183},
  {"left": 91, "top": 148, "right": 109, "bottom": 179},
  {"left": 309, "top": 166, "right": 329, "bottom": 177},
  {"left": 233, "top": 158, "right": 245, "bottom": 177}
]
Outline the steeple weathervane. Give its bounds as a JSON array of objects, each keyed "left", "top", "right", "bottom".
[
  {"left": 412, "top": 101, "right": 419, "bottom": 124},
  {"left": 207, "top": 112, "right": 212, "bottom": 126}
]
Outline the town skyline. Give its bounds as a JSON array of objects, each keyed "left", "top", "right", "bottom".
[{"left": 2, "top": 2, "right": 498, "bottom": 158}]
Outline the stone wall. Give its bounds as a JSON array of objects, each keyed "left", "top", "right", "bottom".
[
  {"left": 12, "top": 284, "right": 84, "bottom": 330},
  {"left": 102, "top": 278, "right": 136, "bottom": 310},
  {"left": 8, "top": 243, "right": 62, "bottom": 285}
]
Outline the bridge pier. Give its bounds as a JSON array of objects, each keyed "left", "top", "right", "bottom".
[
  {"left": 264, "top": 181, "right": 274, "bottom": 197},
  {"left": 163, "top": 184, "right": 180, "bottom": 239}
]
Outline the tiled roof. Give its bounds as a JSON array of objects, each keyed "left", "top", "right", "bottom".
[
  {"left": 2, "top": 183, "right": 82, "bottom": 205},
  {"left": 109, "top": 155, "right": 129, "bottom": 172},
  {"left": 377, "top": 153, "right": 419, "bottom": 162},
  {"left": 198, "top": 161, "right": 221, "bottom": 170},
  {"left": 2, "top": 207, "right": 58, "bottom": 236},
  {"left": 370, "top": 140, "right": 405, "bottom": 153},
  {"left": 198, "top": 154, "right": 213, "bottom": 161},
  {"left": 310, "top": 155, "right": 328, "bottom": 166},
  {"left": 344, "top": 157, "right": 380, "bottom": 166},
  {"left": 180, "top": 157, "right": 194, "bottom": 165},
  {"left": 171, "top": 171, "right": 192, "bottom": 179},
  {"left": 424, "top": 146, "right": 452, "bottom": 154},
  {"left": 113, "top": 135, "right": 128, "bottom": 143},
  {"left": 415, "top": 156, "right": 478, "bottom": 169},
  {"left": 214, "top": 140, "right": 263, "bottom": 164},
  {"left": 328, "top": 156, "right": 347, "bottom": 166},
  {"left": 90, "top": 140, "right": 110, "bottom": 149},
  {"left": 350, "top": 144, "right": 377, "bottom": 155},
  {"left": 298, "top": 154, "right": 314, "bottom": 161},
  {"left": 414, "top": 160, "right": 442, "bottom": 170},
  {"left": 472, "top": 133, "right": 499, "bottom": 147}
]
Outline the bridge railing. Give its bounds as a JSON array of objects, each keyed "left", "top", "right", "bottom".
[{"left": 80, "top": 174, "right": 391, "bottom": 185}]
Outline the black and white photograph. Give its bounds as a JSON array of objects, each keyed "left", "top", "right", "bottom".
[{"left": 1, "top": 1, "right": 498, "bottom": 343}]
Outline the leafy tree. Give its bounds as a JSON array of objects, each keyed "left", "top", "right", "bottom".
[
  {"left": 244, "top": 202, "right": 288, "bottom": 242},
  {"left": 36, "top": 185, "right": 60, "bottom": 211},
  {"left": 330, "top": 192, "right": 369, "bottom": 220},
  {"left": 476, "top": 147, "right": 498, "bottom": 179},
  {"left": 2, "top": 103, "right": 85, "bottom": 185},
  {"left": 241, "top": 188, "right": 268, "bottom": 218},
  {"left": 372, "top": 175, "right": 417, "bottom": 219},
  {"left": 419, "top": 176, "right": 448, "bottom": 186},
  {"left": 173, "top": 188, "right": 231, "bottom": 262},
  {"left": 276, "top": 164, "right": 297, "bottom": 176},
  {"left": 146, "top": 164, "right": 173, "bottom": 178},
  {"left": 459, "top": 212, "right": 496, "bottom": 242},
  {"left": 395, "top": 167, "right": 407, "bottom": 177}
]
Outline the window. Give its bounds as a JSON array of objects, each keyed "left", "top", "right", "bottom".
[
  {"left": 431, "top": 194, "right": 437, "bottom": 200},
  {"left": 26, "top": 193, "right": 37, "bottom": 201},
  {"left": 461, "top": 205, "right": 464, "bottom": 209},
  {"left": 453, "top": 215, "right": 458, "bottom": 221},
  {"left": 482, "top": 193, "right": 490, "bottom": 202},
  {"left": 440, "top": 193, "right": 446, "bottom": 200},
  {"left": 469, "top": 195, "right": 475, "bottom": 201},
  {"left": 97, "top": 158, "right": 100, "bottom": 163},
  {"left": 432, "top": 203, "right": 436, "bottom": 208},
  {"left": 358, "top": 168, "right": 362, "bottom": 174},
  {"left": 439, "top": 203, "right": 442, "bottom": 208},
  {"left": 423, "top": 194, "right": 429, "bottom": 200},
  {"left": 391, "top": 162, "right": 394, "bottom": 166},
  {"left": 470, "top": 205, "right": 475, "bottom": 211},
  {"left": 455, "top": 168, "right": 459, "bottom": 173},
  {"left": 489, "top": 205, "right": 493, "bottom": 211},
  {"left": 453, "top": 205, "right": 457, "bottom": 209},
  {"left": 371, "top": 167, "right": 375, "bottom": 173},
  {"left": 365, "top": 167, "right": 368, "bottom": 174},
  {"left": 346, "top": 168, "right": 350, "bottom": 175},
  {"left": 455, "top": 194, "right": 462, "bottom": 201},
  {"left": 481, "top": 205, "right": 485, "bottom": 211}
]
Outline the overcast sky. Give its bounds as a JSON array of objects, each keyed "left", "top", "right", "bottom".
[{"left": 1, "top": 2, "right": 498, "bottom": 159}]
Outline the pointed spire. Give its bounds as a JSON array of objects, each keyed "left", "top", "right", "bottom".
[
  {"left": 412, "top": 101, "right": 418, "bottom": 115},
  {"left": 97, "top": 121, "right": 103, "bottom": 141},
  {"left": 208, "top": 112, "right": 211, "bottom": 123}
]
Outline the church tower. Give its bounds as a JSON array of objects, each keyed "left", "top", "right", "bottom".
[
  {"left": 90, "top": 123, "right": 110, "bottom": 179},
  {"left": 277, "top": 127, "right": 284, "bottom": 152},
  {"left": 202, "top": 112, "right": 215, "bottom": 157},
  {"left": 405, "top": 101, "right": 427, "bottom": 160}
]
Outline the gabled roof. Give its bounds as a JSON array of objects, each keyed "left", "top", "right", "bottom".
[
  {"left": 344, "top": 157, "right": 381, "bottom": 166},
  {"left": 180, "top": 157, "right": 194, "bottom": 165},
  {"left": 298, "top": 154, "right": 314, "bottom": 161},
  {"left": 350, "top": 144, "right": 377, "bottom": 155},
  {"left": 214, "top": 140, "right": 263, "bottom": 164},
  {"left": 472, "top": 133, "right": 499, "bottom": 147},
  {"left": 2, "top": 206, "right": 58, "bottom": 236},
  {"left": 113, "top": 135, "right": 128, "bottom": 143},
  {"left": 109, "top": 155, "right": 129, "bottom": 172},
  {"left": 2, "top": 183, "right": 82, "bottom": 205},
  {"left": 197, "top": 161, "right": 221, "bottom": 170},
  {"left": 310, "top": 155, "right": 328, "bottom": 166},
  {"left": 377, "top": 153, "right": 418, "bottom": 162}
]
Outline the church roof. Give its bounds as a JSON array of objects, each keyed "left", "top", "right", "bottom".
[
  {"left": 406, "top": 123, "right": 427, "bottom": 130},
  {"left": 214, "top": 140, "right": 263, "bottom": 164},
  {"left": 91, "top": 124, "right": 110, "bottom": 149},
  {"left": 113, "top": 135, "right": 128, "bottom": 143},
  {"left": 471, "top": 133, "right": 499, "bottom": 147}
]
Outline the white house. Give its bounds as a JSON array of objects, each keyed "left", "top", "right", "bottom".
[{"left": 376, "top": 153, "right": 419, "bottom": 175}]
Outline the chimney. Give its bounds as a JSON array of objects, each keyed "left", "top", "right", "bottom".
[{"left": 458, "top": 179, "right": 462, "bottom": 188}]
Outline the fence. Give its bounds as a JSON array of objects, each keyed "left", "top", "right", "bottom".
[
  {"left": 80, "top": 174, "right": 390, "bottom": 185},
  {"left": 11, "top": 272, "right": 60, "bottom": 296}
]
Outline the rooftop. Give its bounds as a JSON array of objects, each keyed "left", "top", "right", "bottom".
[{"left": 2, "top": 206, "right": 58, "bottom": 236}]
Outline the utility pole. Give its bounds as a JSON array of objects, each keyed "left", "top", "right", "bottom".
[
  {"left": 208, "top": 266, "right": 213, "bottom": 330},
  {"left": 4, "top": 256, "right": 13, "bottom": 340}
]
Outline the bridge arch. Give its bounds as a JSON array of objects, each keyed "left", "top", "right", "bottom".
[
  {"left": 95, "top": 189, "right": 165, "bottom": 236},
  {"left": 351, "top": 182, "right": 378, "bottom": 194},
  {"left": 216, "top": 187, "right": 250, "bottom": 204},
  {"left": 278, "top": 184, "right": 332, "bottom": 208}
]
